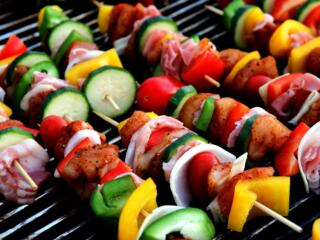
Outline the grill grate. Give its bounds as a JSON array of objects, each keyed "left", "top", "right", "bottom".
[{"left": 0, "top": 0, "right": 319, "bottom": 239}]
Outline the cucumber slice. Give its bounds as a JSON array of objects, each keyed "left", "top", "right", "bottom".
[
  {"left": 40, "top": 87, "right": 90, "bottom": 121},
  {"left": 39, "top": 6, "right": 69, "bottom": 40},
  {"left": 48, "top": 20, "right": 93, "bottom": 55},
  {"left": 152, "top": 63, "right": 164, "bottom": 76},
  {"left": 83, "top": 66, "right": 137, "bottom": 118},
  {"left": 54, "top": 30, "right": 91, "bottom": 66},
  {"left": 236, "top": 114, "right": 258, "bottom": 151},
  {"left": 13, "top": 60, "right": 59, "bottom": 112},
  {"left": 231, "top": 5, "right": 253, "bottom": 49},
  {"left": 135, "top": 16, "right": 178, "bottom": 54},
  {"left": 140, "top": 208, "right": 215, "bottom": 240},
  {"left": 295, "top": 0, "right": 320, "bottom": 22},
  {"left": 163, "top": 133, "right": 207, "bottom": 163},
  {"left": 166, "top": 85, "right": 197, "bottom": 118},
  {"left": 0, "top": 127, "right": 33, "bottom": 151},
  {"left": 6, "top": 51, "right": 52, "bottom": 85},
  {"left": 223, "top": 0, "right": 245, "bottom": 29},
  {"left": 195, "top": 97, "right": 215, "bottom": 132}
]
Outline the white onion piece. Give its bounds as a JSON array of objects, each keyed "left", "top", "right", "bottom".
[
  {"left": 20, "top": 84, "right": 56, "bottom": 111},
  {"left": 64, "top": 129, "right": 101, "bottom": 157},
  {"left": 289, "top": 91, "right": 320, "bottom": 125},
  {"left": 0, "top": 86, "right": 5, "bottom": 102},
  {"left": 170, "top": 143, "right": 236, "bottom": 207},
  {"left": 137, "top": 205, "right": 183, "bottom": 240},
  {"left": 298, "top": 121, "right": 320, "bottom": 193},
  {"left": 65, "top": 49, "right": 104, "bottom": 74}
]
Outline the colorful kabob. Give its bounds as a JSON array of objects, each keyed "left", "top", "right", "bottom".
[
  {"left": 135, "top": 75, "right": 307, "bottom": 177},
  {"left": 1, "top": 50, "right": 89, "bottom": 126},
  {"left": 94, "top": 110, "right": 302, "bottom": 234},
  {"left": 37, "top": 6, "right": 138, "bottom": 119}
]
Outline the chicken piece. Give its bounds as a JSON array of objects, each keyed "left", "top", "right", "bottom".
[
  {"left": 307, "top": 47, "right": 320, "bottom": 77},
  {"left": 217, "top": 167, "right": 274, "bottom": 219},
  {"left": 0, "top": 139, "right": 50, "bottom": 204},
  {"left": 220, "top": 48, "right": 246, "bottom": 78},
  {"left": 207, "top": 162, "right": 232, "bottom": 199},
  {"left": 120, "top": 111, "right": 151, "bottom": 147},
  {"left": 209, "top": 97, "right": 238, "bottom": 144},
  {"left": 248, "top": 115, "right": 291, "bottom": 162},
  {"left": 179, "top": 93, "right": 217, "bottom": 130},
  {"left": 62, "top": 144, "right": 120, "bottom": 182},
  {"left": 54, "top": 120, "right": 106, "bottom": 160},
  {"left": 300, "top": 99, "right": 320, "bottom": 126},
  {"left": 233, "top": 56, "right": 278, "bottom": 95}
]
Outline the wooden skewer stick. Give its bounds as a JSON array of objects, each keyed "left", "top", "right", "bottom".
[
  {"left": 63, "top": 114, "right": 73, "bottom": 123},
  {"left": 204, "top": 75, "right": 221, "bottom": 88},
  {"left": 140, "top": 209, "right": 150, "bottom": 218},
  {"left": 14, "top": 160, "right": 38, "bottom": 191},
  {"left": 204, "top": 5, "right": 224, "bottom": 16},
  {"left": 105, "top": 95, "right": 120, "bottom": 111},
  {"left": 93, "top": 111, "right": 119, "bottom": 127},
  {"left": 91, "top": 0, "right": 102, "bottom": 8},
  {"left": 254, "top": 201, "right": 303, "bottom": 233}
]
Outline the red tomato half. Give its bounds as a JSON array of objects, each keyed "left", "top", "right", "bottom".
[
  {"left": 246, "top": 75, "right": 272, "bottom": 95},
  {"left": 40, "top": 115, "right": 68, "bottom": 151},
  {"left": 187, "top": 152, "right": 220, "bottom": 204},
  {"left": 304, "top": 5, "right": 320, "bottom": 35},
  {"left": 136, "top": 76, "right": 184, "bottom": 115},
  {"left": 0, "top": 35, "right": 28, "bottom": 60}
]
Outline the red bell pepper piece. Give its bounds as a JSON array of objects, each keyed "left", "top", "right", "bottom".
[
  {"left": 100, "top": 161, "right": 132, "bottom": 184},
  {"left": 304, "top": 5, "right": 320, "bottom": 35},
  {"left": 145, "top": 126, "right": 174, "bottom": 152},
  {"left": 267, "top": 73, "right": 304, "bottom": 105},
  {"left": 274, "top": 122, "right": 309, "bottom": 176},
  {"left": 271, "top": 0, "right": 305, "bottom": 21},
  {"left": 0, "top": 125, "right": 38, "bottom": 136},
  {"left": 181, "top": 49, "right": 225, "bottom": 91},
  {"left": 220, "top": 102, "right": 250, "bottom": 145},
  {"left": 57, "top": 137, "right": 93, "bottom": 177},
  {"left": 0, "top": 35, "right": 28, "bottom": 60}
]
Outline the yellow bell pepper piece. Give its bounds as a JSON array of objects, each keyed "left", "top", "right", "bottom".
[
  {"left": 288, "top": 37, "right": 320, "bottom": 73},
  {"left": 117, "top": 112, "right": 158, "bottom": 132},
  {"left": 65, "top": 48, "right": 123, "bottom": 86},
  {"left": 38, "top": 5, "right": 63, "bottom": 28},
  {"left": 228, "top": 177, "right": 290, "bottom": 232},
  {"left": 269, "top": 20, "right": 314, "bottom": 58},
  {"left": 97, "top": 3, "right": 113, "bottom": 33},
  {"left": 0, "top": 55, "right": 17, "bottom": 66},
  {"left": 224, "top": 51, "right": 261, "bottom": 87},
  {"left": 118, "top": 178, "right": 157, "bottom": 240},
  {"left": 244, "top": 7, "right": 265, "bottom": 36},
  {"left": 313, "top": 219, "right": 320, "bottom": 240},
  {"left": 0, "top": 102, "right": 12, "bottom": 117}
]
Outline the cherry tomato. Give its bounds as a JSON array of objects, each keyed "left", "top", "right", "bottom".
[
  {"left": 137, "top": 76, "right": 184, "bottom": 115},
  {"left": 40, "top": 115, "right": 68, "bottom": 151},
  {"left": 0, "top": 35, "right": 28, "bottom": 60},
  {"left": 246, "top": 75, "right": 271, "bottom": 95},
  {"left": 146, "top": 127, "right": 173, "bottom": 151},
  {"left": 187, "top": 152, "right": 220, "bottom": 204}
]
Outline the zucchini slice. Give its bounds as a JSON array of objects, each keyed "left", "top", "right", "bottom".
[
  {"left": 166, "top": 85, "right": 197, "bottom": 118},
  {"left": 0, "top": 127, "right": 33, "bottom": 151},
  {"left": 13, "top": 60, "right": 59, "bottom": 112},
  {"left": 6, "top": 51, "right": 52, "bottom": 85},
  {"left": 83, "top": 66, "right": 137, "bottom": 118},
  {"left": 48, "top": 20, "right": 93, "bottom": 55},
  {"left": 135, "top": 16, "right": 178, "bottom": 54},
  {"left": 40, "top": 87, "right": 90, "bottom": 121}
]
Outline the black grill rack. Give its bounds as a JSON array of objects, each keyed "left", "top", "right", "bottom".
[{"left": 0, "top": 0, "right": 319, "bottom": 239}]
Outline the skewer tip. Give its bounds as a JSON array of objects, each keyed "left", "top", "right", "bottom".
[
  {"left": 14, "top": 160, "right": 38, "bottom": 191},
  {"left": 93, "top": 111, "right": 120, "bottom": 127},
  {"left": 204, "top": 75, "right": 221, "bottom": 88}
]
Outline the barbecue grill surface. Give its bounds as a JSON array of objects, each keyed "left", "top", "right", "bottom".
[{"left": 0, "top": 0, "right": 319, "bottom": 239}]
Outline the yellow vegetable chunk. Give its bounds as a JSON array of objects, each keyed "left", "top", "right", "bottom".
[
  {"left": 98, "top": 4, "right": 113, "bottom": 33},
  {"left": 228, "top": 177, "right": 290, "bottom": 232},
  {"left": 313, "top": 218, "right": 320, "bottom": 240}
]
